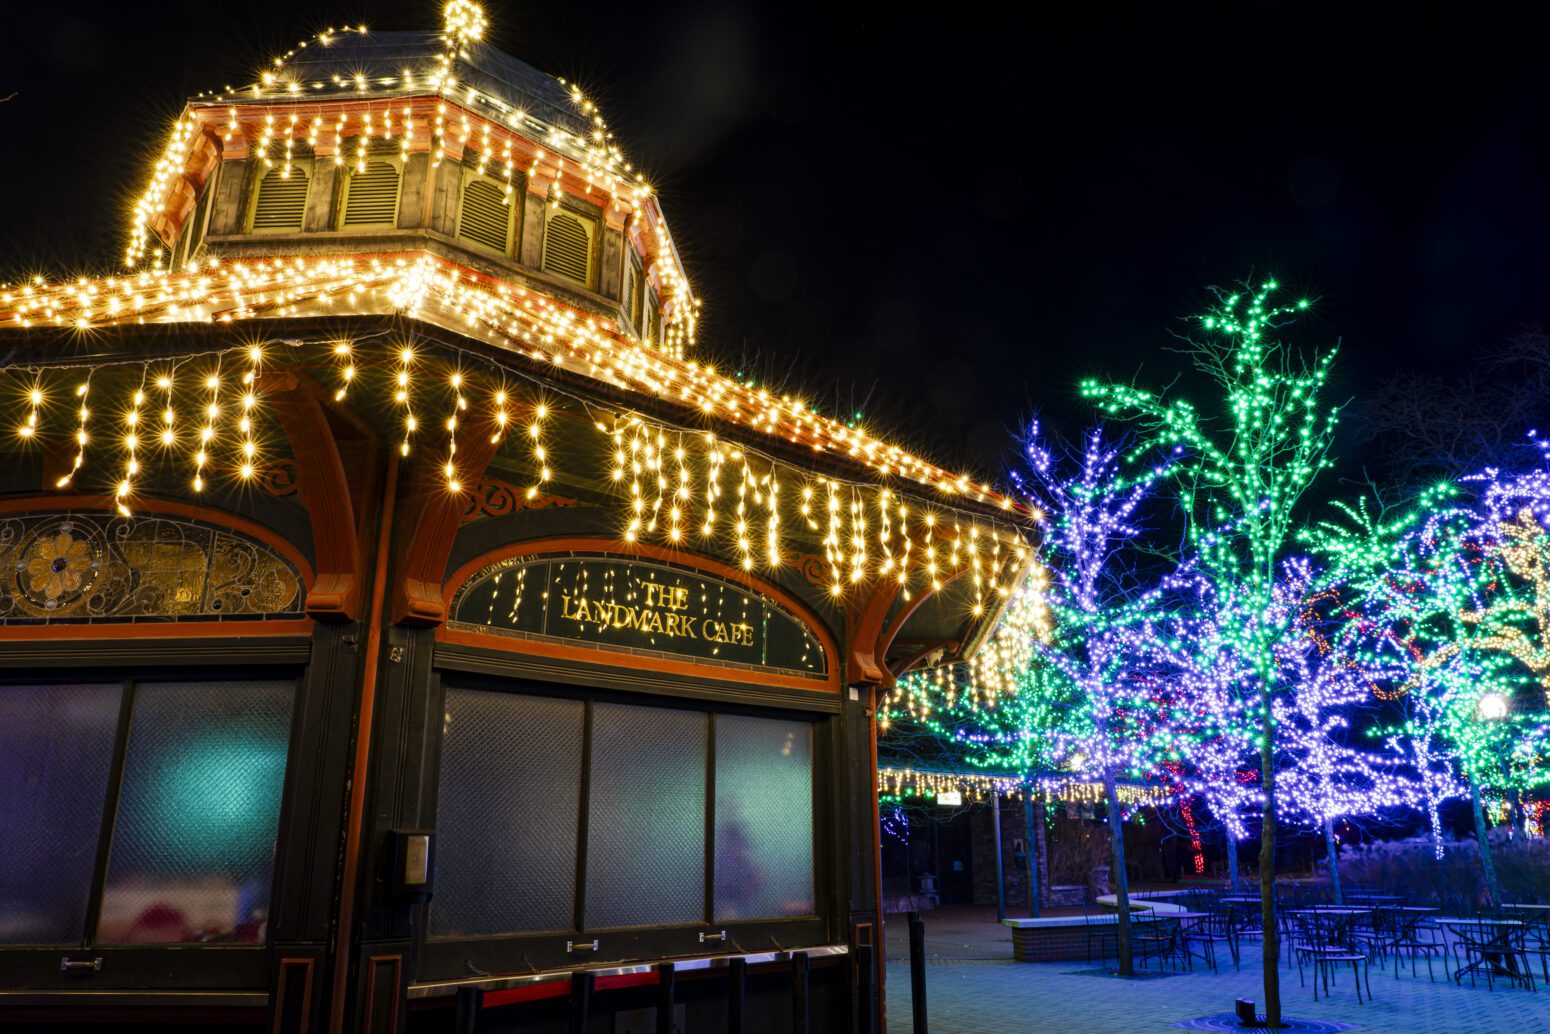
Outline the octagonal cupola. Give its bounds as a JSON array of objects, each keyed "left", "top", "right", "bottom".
[{"left": 128, "top": 0, "right": 696, "bottom": 356}]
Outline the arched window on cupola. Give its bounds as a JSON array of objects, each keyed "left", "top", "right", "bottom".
[
  {"left": 542, "top": 207, "right": 597, "bottom": 289},
  {"left": 339, "top": 158, "right": 402, "bottom": 229},
  {"left": 456, "top": 154, "right": 518, "bottom": 257},
  {"left": 247, "top": 157, "right": 313, "bottom": 234}
]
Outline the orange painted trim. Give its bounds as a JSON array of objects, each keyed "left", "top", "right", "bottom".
[
  {"left": 329, "top": 457, "right": 399, "bottom": 1034},
  {"left": 264, "top": 371, "right": 361, "bottom": 621},
  {"left": 0, "top": 494, "right": 317, "bottom": 590},
  {"left": 846, "top": 581, "right": 900, "bottom": 685},
  {"left": 874, "top": 567, "right": 973, "bottom": 682},
  {"left": 0, "top": 618, "right": 314, "bottom": 642},
  {"left": 437, "top": 536, "right": 841, "bottom": 693},
  {"left": 273, "top": 957, "right": 315, "bottom": 1034},
  {"left": 359, "top": 955, "right": 402, "bottom": 1034}
]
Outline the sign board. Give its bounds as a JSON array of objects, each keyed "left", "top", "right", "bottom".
[
  {"left": 936, "top": 791, "right": 963, "bottom": 807},
  {"left": 451, "top": 554, "right": 827, "bottom": 677}
]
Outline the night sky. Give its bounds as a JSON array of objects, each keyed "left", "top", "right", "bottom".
[{"left": 7, "top": 1, "right": 1548, "bottom": 484}]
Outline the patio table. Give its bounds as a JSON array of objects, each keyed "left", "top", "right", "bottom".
[{"left": 1437, "top": 917, "right": 1527, "bottom": 985}]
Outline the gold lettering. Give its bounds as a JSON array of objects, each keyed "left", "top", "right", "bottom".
[{"left": 642, "top": 580, "right": 690, "bottom": 611}]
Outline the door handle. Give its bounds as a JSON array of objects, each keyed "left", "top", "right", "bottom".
[{"left": 60, "top": 957, "right": 102, "bottom": 973}]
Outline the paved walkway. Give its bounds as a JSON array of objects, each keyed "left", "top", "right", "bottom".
[{"left": 882, "top": 907, "right": 1550, "bottom": 1034}]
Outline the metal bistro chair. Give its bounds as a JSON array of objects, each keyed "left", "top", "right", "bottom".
[
  {"left": 1520, "top": 915, "right": 1550, "bottom": 986},
  {"left": 1080, "top": 899, "right": 1119, "bottom": 964},
  {"left": 1350, "top": 907, "right": 1393, "bottom": 968},
  {"left": 1183, "top": 908, "right": 1240, "bottom": 973},
  {"left": 1291, "top": 912, "right": 1372, "bottom": 1004},
  {"left": 1134, "top": 915, "right": 1191, "bottom": 973},
  {"left": 1387, "top": 911, "right": 1445, "bottom": 982}
]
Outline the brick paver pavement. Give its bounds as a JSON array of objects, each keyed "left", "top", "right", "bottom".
[{"left": 882, "top": 908, "right": 1550, "bottom": 1033}]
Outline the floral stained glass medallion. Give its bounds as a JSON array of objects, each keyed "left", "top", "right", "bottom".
[
  {"left": 0, "top": 513, "right": 303, "bottom": 623},
  {"left": 19, "top": 523, "right": 100, "bottom": 610}
]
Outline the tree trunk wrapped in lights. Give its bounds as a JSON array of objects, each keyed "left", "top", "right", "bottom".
[{"left": 1083, "top": 280, "right": 1341, "bottom": 1026}]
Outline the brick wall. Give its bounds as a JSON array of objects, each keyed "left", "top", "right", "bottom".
[
  {"left": 1010, "top": 924, "right": 1107, "bottom": 962},
  {"left": 968, "top": 799, "right": 1053, "bottom": 910}
]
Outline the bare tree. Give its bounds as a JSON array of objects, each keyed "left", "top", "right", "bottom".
[{"left": 1356, "top": 331, "right": 1550, "bottom": 489}]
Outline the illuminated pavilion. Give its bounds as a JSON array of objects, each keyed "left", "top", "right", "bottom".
[{"left": 0, "top": 4, "right": 1036, "bottom": 1031}]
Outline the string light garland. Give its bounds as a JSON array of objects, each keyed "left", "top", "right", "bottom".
[
  {"left": 0, "top": 255, "right": 1031, "bottom": 615},
  {"left": 876, "top": 766, "right": 1171, "bottom": 806},
  {"left": 124, "top": 0, "right": 700, "bottom": 351},
  {"left": 1, "top": 254, "right": 1025, "bottom": 513}
]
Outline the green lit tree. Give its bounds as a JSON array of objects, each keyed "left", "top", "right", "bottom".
[
  {"left": 1315, "top": 476, "right": 1550, "bottom": 905},
  {"left": 1082, "top": 280, "right": 1340, "bottom": 1024}
]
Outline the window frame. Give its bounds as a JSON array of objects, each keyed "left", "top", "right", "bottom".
[
  {"left": 0, "top": 643, "right": 309, "bottom": 993},
  {"left": 417, "top": 670, "right": 833, "bottom": 982}
]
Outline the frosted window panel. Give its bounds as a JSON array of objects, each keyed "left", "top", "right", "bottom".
[
  {"left": 98, "top": 681, "right": 292, "bottom": 943},
  {"left": 714, "top": 715, "right": 814, "bottom": 920},
  {"left": 432, "top": 689, "right": 584, "bottom": 936},
  {"left": 0, "top": 684, "right": 121, "bottom": 944},
  {"left": 586, "top": 703, "right": 706, "bottom": 928}
]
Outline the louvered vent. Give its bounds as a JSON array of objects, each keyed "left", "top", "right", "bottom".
[
  {"left": 458, "top": 178, "right": 510, "bottom": 254},
  {"left": 543, "top": 212, "right": 593, "bottom": 286},
  {"left": 628, "top": 262, "right": 644, "bottom": 327},
  {"left": 251, "top": 166, "right": 309, "bottom": 232},
  {"left": 343, "top": 162, "right": 400, "bottom": 227}
]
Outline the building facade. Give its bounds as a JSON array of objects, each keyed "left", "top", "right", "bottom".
[{"left": 0, "top": 7, "right": 1033, "bottom": 1031}]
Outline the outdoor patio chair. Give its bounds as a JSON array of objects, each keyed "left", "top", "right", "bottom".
[
  {"left": 1134, "top": 916, "right": 1190, "bottom": 973},
  {"left": 1182, "top": 909, "right": 1239, "bottom": 972},
  {"left": 1290, "top": 912, "right": 1373, "bottom": 1004},
  {"left": 1388, "top": 914, "right": 1444, "bottom": 982},
  {"left": 1350, "top": 907, "right": 1393, "bottom": 967},
  {"left": 1080, "top": 900, "right": 1119, "bottom": 964},
  {"left": 1520, "top": 918, "right": 1550, "bottom": 985}
]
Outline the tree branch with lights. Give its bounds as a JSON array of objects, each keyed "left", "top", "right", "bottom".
[{"left": 1081, "top": 279, "right": 1339, "bottom": 1024}]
